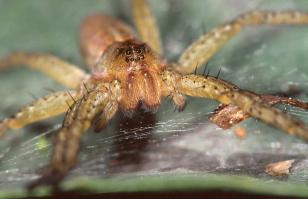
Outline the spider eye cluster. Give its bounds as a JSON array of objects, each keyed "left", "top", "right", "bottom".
[{"left": 116, "top": 42, "right": 147, "bottom": 63}]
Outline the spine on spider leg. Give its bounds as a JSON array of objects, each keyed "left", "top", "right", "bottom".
[
  {"left": 208, "top": 94, "right": 308, "bottom": 129},
  {"left": 175, "top": 73, "right": 308, "bottom": 139},
  {"left": 42, "top": 86, "right": 115, "bottom": 177},
  {"left": 176, "top": 73, "right": 240, "bottom": 100},
  {"left": 0, "top": 91, "right": 80, "bottom": 139},
  {"left": 219, "top": 90, "right": 308, "bottom": 141}
]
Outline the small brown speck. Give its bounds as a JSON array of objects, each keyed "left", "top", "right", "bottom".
[{"left": 265, "top": 159, "right": 295, "bottom": 177}]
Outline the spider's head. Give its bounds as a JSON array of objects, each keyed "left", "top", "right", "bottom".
[
  {"left": 94, "top": 39, "right": 164, "bottom": 74},
  {"left": 115, "top": 40, "right": 148, "bottom": 64},
  {"left": 92, "top": 39, "right": 166, "bottom": 112}
]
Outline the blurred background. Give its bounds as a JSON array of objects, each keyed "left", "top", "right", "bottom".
[{"left": 0, "top": 0, "right": 308, "bottom": 198}]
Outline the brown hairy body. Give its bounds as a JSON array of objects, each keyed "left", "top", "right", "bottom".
[
  {"left": 80, "top": 15, "right": 167, "bottom": 112},
  {"left": 0, "top": 0, "right": 308, "bottom": 190}
]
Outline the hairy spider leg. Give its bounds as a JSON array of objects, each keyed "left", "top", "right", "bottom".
[
  {"left": 162, "top": 70, "right": 308, "bottom": 140},
  {"left": 210, "top": 94, "right": 308, "bottom": 129},
  {"left": 177, "top": 10, "right": 308, "bottom": 74},
  {"left": 28, "top": 82, "right": 120, "bottom": 189},
  {"left": 0, "top": 91, "right": 79, "bottom": 136},
  {"left": 218, "top": 90, "right": 308, "bottom": 140},
  {"left": 131, "top": 0, "right": 163, "bottom": 54},
  {"left": 0, "top": 52, "right": 87, "bottom": 89},
  {"left": 93, "top": 100, "right": 118, "bottom": 132}
]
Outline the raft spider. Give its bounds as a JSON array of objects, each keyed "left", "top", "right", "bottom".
[{"left": 1, "top": 0, "right": 308, "bottom": 189}]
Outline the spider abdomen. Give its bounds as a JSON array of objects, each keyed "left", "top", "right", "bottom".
[{"left": 79, "top": 14, "right": 135, "bottom": 69}]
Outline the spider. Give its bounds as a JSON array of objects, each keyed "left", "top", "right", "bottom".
[{"left": 1, "top": 0, "right": 308, "bottom": 190}]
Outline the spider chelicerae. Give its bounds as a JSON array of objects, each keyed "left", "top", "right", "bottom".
[{"left": 1, "top": 0, "right": 308, "bottom": 189}]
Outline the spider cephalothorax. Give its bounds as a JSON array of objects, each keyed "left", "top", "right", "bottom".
[
  {"left": 90, "top": 39, "right": 168, "bottom": 112},
  {"left": 1, "top": 0, "right": 308, "bottom": 190}
]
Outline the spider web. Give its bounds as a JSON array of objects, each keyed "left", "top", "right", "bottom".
[{"left": 1, "top": 0, "right": 308, "bottom": 191}]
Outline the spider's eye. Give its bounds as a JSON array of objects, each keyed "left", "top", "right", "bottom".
[
  {"left": 134, "top": 47, "right": 141, "bottom": 54},
  {"left": 125, "top": 49, "right": 132, "bottom": 56}
]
